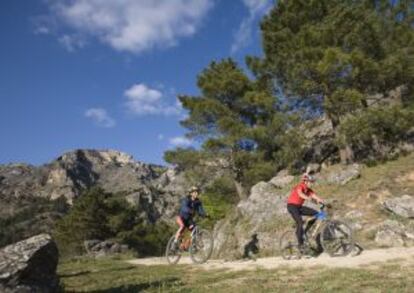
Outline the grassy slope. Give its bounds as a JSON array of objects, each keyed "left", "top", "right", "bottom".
[
  {"left": 59, "top": 255, "right": 414, "bottom": 292},
  {"left": 274, "top": 152, "right": 414, "bottom": 248}
]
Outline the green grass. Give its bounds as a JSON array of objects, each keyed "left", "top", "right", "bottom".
[{"left": 59, "top": 256, "right": 414, "bottom": 292}]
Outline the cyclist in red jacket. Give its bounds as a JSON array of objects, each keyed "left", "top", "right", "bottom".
[{"left": 287, "top": 173, "right": 325, "bottom": 252}]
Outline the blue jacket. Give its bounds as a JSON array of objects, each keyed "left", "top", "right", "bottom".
[{"left": 179, "top": 196, "right": 206, "bottom": 220}]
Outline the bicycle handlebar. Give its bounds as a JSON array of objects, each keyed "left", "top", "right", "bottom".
[{"left": 320, "top": 203, "right": 332, "bottom": 210}]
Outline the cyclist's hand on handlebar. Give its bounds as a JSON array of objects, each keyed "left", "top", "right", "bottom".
[{"left": 320, "top": 202, "right": 332, "bottom": 209}]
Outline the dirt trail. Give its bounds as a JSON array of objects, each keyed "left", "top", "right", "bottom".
[{"left": 128, "top": 247, "right": 414, "bottom": 271}]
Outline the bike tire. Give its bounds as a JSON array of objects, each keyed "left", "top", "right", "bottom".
[
  {"left": 190, "top": 229, "right": 214, "bottom": 264},
  {"left": 279, "top": 230, "right": 301, "bottom": 260},
  {"left": 321, "top": 220, "right": 354, "bottom": 257},
  {"left": 165, "top": 235, "right": 181, "bottom": 265}
]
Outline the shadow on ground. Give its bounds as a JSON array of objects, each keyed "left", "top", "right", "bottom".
[{"left": 88, "top": 277, "right": 181, "bottom": 293}]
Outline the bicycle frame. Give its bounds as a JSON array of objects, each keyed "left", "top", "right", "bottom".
[
  {"left": 175, "top": 225, "right": 198, "bottom": 247},
  {"left": 304, "top": 208, "right": 328, "bottom": 241}
]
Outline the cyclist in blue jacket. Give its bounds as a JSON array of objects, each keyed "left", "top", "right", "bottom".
[{"left": 173, "top": 186, "right": 206, "bottom": 245}]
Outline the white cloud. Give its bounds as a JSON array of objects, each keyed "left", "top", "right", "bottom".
[
  {"left": 158, "top": 134, "right": 165, "bottom": 140},
  {"left": 231, "top": 0, "right": 273, "bottom": 53},
  {"left": 42, "top": 0, "right": 213, "bottom": 54},
  {"left": 34, "top": 26, "right": 51, "bottom": 35},
  {"left": 169, "top": 136, "right": 193, "bottom": 147},
  {"left": 58, "top": 34, "right": 86, "bottom": 52},
  {"left": 242, "top": 0, "right": 271, "bottom": 14},
  {"left": 85, "top": 108, "right": 116, "bottom": 128},
  {"left": 124, "top": 83, "right": 181, "bottom": 116}
]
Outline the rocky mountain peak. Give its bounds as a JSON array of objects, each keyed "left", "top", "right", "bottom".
[{"left": 57, "top": 149, "right": 136, "bottom": 167}]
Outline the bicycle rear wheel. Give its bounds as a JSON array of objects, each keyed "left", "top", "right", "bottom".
[
  {"left": 165, "top": 235, "right": 181, "bottom": 265},
  {"left": 321, "top": 220, "right": 354, "bottom": 257},
  {"left": 190, "top": 229, "right": 214, "bottom": 264},
  {"left": 279, "top": 230, "right": 301, "bottom": 260}
]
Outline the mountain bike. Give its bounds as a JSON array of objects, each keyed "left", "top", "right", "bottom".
[
  {"left": 280, "top": 204, "right": 354, "bottom": 260},
  {"left": 165, "top": 225, "right": 214, "bottom": 264}
]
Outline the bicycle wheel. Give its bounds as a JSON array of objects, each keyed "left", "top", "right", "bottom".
[
  {"left": 165, "top": 235, "right": 181, "bottom": 265},
  {"left": 321, "top": 220, "right": 354, "bottom": 257},
  {"left": 190, "top": 229, "right": 214, "bottom": 264},
  {"left": 279, "top": 230, "right": 301, "bottom": 260}
]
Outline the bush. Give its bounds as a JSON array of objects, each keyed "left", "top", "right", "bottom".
[
  {"left": 54, "top": 187, "right": 111, "bottom": 256},
  {"left": 53, "top": 187, "right": 175, "bottom": 257},
  {"left": 338, "top": 106, "right": 414, "bottom": 160},
  {"left": 0, "top": 196, "right": 68, "bottom": 247},
  {"left": 199, "top": 176, "right": 238, "bottom": 229}
]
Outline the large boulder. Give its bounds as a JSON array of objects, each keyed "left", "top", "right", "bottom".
[
  {"left": 213, "top": 180, "right": 291, "bottom": 259},
  {"left": 302, "top": 117, "right": 337, "bottom": 164},
  {"left": 237, "top": 181, "right": 288, "bottom": 226},
  {"left": 269, "top": 171, "right": 294, "bottom": 189},
  {"left": 0, "top": 234, "right": 59, "bottom": 293},
  {"left": 325, "top": 164, "right": 361, "bottom": 185},
  {"left": 383, "top": 195, "right": 414, "bottom": 218},
  {"left": 374, "top": 220, "right": 414, "bottom": 247}
]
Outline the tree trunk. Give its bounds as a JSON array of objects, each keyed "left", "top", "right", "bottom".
[
  {"left": 228, "top": 148, "right": 248, "bottom": 200},
  {"left": 233, "top": 179, "right": 248, "bottom": 200},
  {"left": 328, "top": 114, "right": 355, "bottom": 164}
]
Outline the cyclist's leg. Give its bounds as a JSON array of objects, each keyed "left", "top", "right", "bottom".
[
  {"left": 300, "top": 206, "right": 318, "bottom": 234},
  {"left": 287, "top": 204, "right": 304, "bottom": 247},
  {"left": 188, "top": 218, "right": 196, "bottom": 235},
  {"left": 175, "top": 216, "right": 186, "bottom": 241}
]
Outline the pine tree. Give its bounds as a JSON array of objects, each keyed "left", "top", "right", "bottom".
[
  {"left": 170, "top": 59, "right": 299, "bottom": 198},
  {"left": 259, "top": 0, "right": 414, "bottom": 163}
]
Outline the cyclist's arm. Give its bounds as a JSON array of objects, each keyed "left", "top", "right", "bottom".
[
  {"left": 310, "top": 192, "right": 324, "bottom": 204},
  {"left": 298, "top": 190, "right": 310, "bottom": 200},
  {"left": 196, "top": 202, "right": 206, "bottom": 218}
]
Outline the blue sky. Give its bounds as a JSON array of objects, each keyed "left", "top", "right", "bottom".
[{"left": 0, "top": 0, "right": 272, "bottom": 166}]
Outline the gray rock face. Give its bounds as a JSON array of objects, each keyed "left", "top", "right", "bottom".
[
  {"left": 269, "top": 172, "right": 294, "bottom": 189},
  {"left": 374, "top": 220, "right": 410, "bottom": 247},
  {"left": 302, "top": 117, "right": 337, "bottom": 164},
  {"left": 325, "top": 164, "right": 361, "bottom": 185},
  {"left": 0, "top": 234, "right": 59, "bottom": 293},
  {"left": 84, "top": 240, "right": 129, "bottom": 257},
  {"left": 214, "top": 180, "right": 292, "bottom": 259},
  {"left": 237, "top": 182, "right": 288, "bottom": 225},
  {"left": 383, "top": 195, "right": 414, "bottom": 218},
  {"left": 0, "top": 149, "right": 186, "bottom": 227}
]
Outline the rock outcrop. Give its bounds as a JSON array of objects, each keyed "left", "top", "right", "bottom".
[
  {"left": 213, "top": 178, "right": 292, "bottom": 260},
  {"left": 269, "top": 171, "right": 294, "bottom": 189},
  {"left": 84, "top": 240, "right": 129, "bottom": 257},
  {"left": 383, "top": 195, "right": 414, "bottom": 219},
  {"left": 374, "top": 220, "right": 414, "bottom": 247},
  {"left": 0, "top": 234, "right": 59, "bottom": 293},
  {"left": 324, "top": 164, "right": 361, "bottom": 185},
  {"left": 0, "top": 149, "right": 188, "bottom": 217}
]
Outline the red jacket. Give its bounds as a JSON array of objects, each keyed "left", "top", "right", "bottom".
[{"left": 287, "top": 182, "right": 314, "bottom": 206}]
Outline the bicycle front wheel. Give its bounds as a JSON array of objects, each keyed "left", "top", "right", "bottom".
[
  {"left": 279, "top": 230, "right": 301, "bottom": 260},
  {"left": 321, "top": 220, "right": 354, "bottom": 257},
  {"left": 165, "top": 235, "right": 181, "bottom": 265},
  {"left": 190, "top": 229, "right": 214, "bottom": 264}
]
